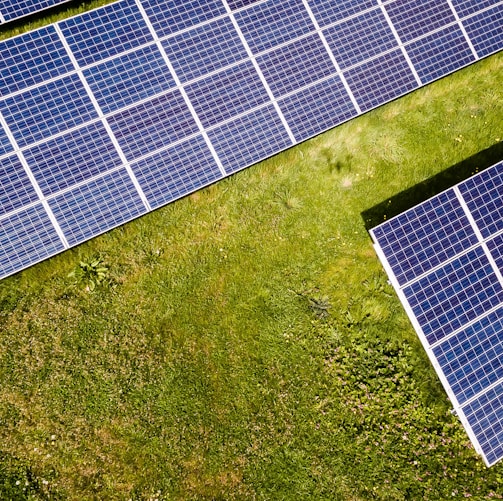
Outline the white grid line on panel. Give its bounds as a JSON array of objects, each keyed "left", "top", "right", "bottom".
[
  {"left": 220, "top": 0, "right": 297, "bottom": 145},
  {"left": 377, "top": 0, "right": 422, "bottom": 86},
  {"left": 454, "top": 185, "right": 485, "bottom": 241},
  {"left": 54, "top": 23, "right": 152, "bottom": 212},
  {"left": 0, "top": 110, "right": 69, "bottom": 248},
  {"left": 0, "top": 11, "right": 6, "bottom": 23},
  {"left": 134, "top": 0, "right": 227, "bottom": 177},
  {"left": 300, "top": 0, "right": 362, "bottom": 114},
  {"left": 445, "top": 0, "right": 480, "bottom": 59}
]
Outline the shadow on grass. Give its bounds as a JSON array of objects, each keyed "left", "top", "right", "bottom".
[{"left": 361, "top": 142, "right": 503, "bottom": 231}]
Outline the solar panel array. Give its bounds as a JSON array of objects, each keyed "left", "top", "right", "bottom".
[
  {"left": 370, "top": 161, "right": 503, "bottom": 467},
  {"left": 0, "top": 0, "right": 70, "bottom": 23},
  {"left": 1, "top": 0, "right": 503, "bottom": 280}
]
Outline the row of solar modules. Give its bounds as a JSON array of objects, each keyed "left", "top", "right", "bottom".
[
  {"left": 0, "top": 0, "right": 70, "bottom": 23},
  {"left": 371, "top": 161, "right": 503, "bottom": 466},
  {"left": 1, "top": 0, "right": 503, "bottom": 280}
]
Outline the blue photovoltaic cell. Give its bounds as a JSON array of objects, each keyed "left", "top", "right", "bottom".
[
  {"left": 406, "top": 24, "right": 475, "bottom": 84},
  {"left": 24, "top": 122, "right": 123, "bottom": 197},
  {"left": 0, "top": 25, "right": 73, "bottom": 97},
  {"left": 59, "top": 0, "right": 152, "bottom": 68},
  {"left": 462, "top": 4, "right": 503, "bottom": 58},
  {"left": 131, "top": 135, "right": 222, "bottom": 209},
  {"left": 141, "top": 0, "right": 226, "bottom": 38},
  {"left": 162, "top": 17, "right": 247, "bottom": 84},
  {"left": 459, "top": 161, "right": 503, "bottom": 239},
  {"left": 487, "top": 234, "right": 503, "bottom": 274},
  {"left": 185, "top": 60, "right": 269, "bottom": 128},
  {"left": 433, "top": 307, "right": 503, "bottom": 405},
  {"left": 344, "top": 49, "right": 418, "bottom": 112},
  {"left": 278, "top": 74, "right": 356, "bottom": 143},
  {"left": 0, "top": 74, "right": 97, "bottom": 148},
  {"left": 227, "top": 0, "right": 262, "bottom": 10},
  {"left": 49, "top": 169, "right": 146, "bottom": 246},
  {"left": 461, "top": 381, "right": 503, "bottom": 466},
  {"left": 0, "top": 154, "right": 38, "bottom": 216},
  {"left": 256, "top": 34, "right": 335, "bottom": 98},
  {"left": 207, "top": 104, "right": 292, "bottom": 174},
  {"left": 234, "top": 0, "right": 315, "bottom": 54},
  {"left": 308, "top": 0, "right": 376, "bottom": 28},
  {"left": 371, "top": 189, "right": 479, "bottom": 287},
  {"left": 0, "top": 204, "right": 64, "bottom": 278},
  {"left": 0, "top": 124, "right": 13, "bottom": 156},
  {"left": 323, "top": 8, "right": 397, "bottom": 70},
  {"left": 403, "top": 246, "right": 503, "bottom": 346},
  {"left": 384, "top": 0, "right": 456, "bottom": 44},
  {"left": 0, "top": 0, "right": 69, "bottom": 22},
  {"left": 108, "top": 89, "right": 199, "bottom": 161},
  {"left": 451, "top": 0, "right": 500, "bottom": 18},
  {"left": 83, "top": 44, "right": 175, "bottom": 115}
]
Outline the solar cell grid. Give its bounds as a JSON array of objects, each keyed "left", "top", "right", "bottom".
[
  {"left": 0, "top": 26, "right": 73, "bottom": 97},
  {"left": 256, "top": 34, "right": 335, "bottom": 97},
  {"left": 234, "top": 0, "right": 315, "bottom": 54},
  {"left": 451, "top": 0, "right": 501, "bottom": 18},
  {"left": 0, "top": 74, "right": 98, "bottom": 148},
  {"left": 322, "top": 8, "right": 398, "bottom": 70},
  {"left": 308, "top": 0, "right": 377, "bottom": 27},
  {"left": 0, "top": 0, "right": 70, "bottom": 22},
  {"left": 162, "top": 16, "right": 247, "bottom": 84},
  {"left": 131, "top": 135, "right": 222, "bottom": 209},
  {"left": 487, "top": 235, "right": 503, "bottom": 275},
  {"left": 0, "top": 123, "right": 13, "bottom": 157},
  {"left": 83, "top": 44, "right": 176, "bottom": 115},
  {"left": 0, "top": 154, "right": 38, "bottom": 216},
  {"left": 462, "top": 4, "right": 503, "bottom": 58},
  {"left": 405, "top": 24, "right": 476, "bottom": 83}
]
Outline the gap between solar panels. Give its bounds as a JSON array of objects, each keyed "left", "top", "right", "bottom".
[
  {"left": 370, "top": 160, "right": 503, "bottom": 467},
  {"left": 0, "top": 0, "right": 502, "bottom": 280}
]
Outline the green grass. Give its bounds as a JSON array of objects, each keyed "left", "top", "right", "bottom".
[{"left": 1, "top": 5, "right": 503, "bottom": 499}]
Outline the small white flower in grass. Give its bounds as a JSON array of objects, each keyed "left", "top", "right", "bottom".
[
  {"left": 15, "top": 480, "right": 20, "bottom": 485},
  {"left": 42, "top": 479, "right": 48, "bottom": 485}
]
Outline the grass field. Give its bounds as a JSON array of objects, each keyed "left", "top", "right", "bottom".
[{"left": 1, "top": 4, "right": 503, "bottom": 500}]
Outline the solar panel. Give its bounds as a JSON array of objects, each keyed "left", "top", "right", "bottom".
[
  {"left": 0, "top": 0, "right": 502, "bottom": 284},
  {"left": 0, "top": 0, "right": 70, "bottom": 23},
  {"left": 370, "top": 161, "right": 503, "bottom": 466}
]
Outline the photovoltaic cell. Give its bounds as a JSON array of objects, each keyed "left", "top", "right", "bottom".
[
  {"left": 108, "top": 89, "right": 199, "bottom": 161},
  {"left": 371, "top": 161, "right": 503, "bottom": 466},
  {"left": 0, "top": 154, "right": 38, "bottom": 216},
  {"left": 130, "top": 135, "right": 222, "bottom": 209},
  {"left": 207, "top": 104, "right": 292, "bottom": 173},
  {"left": 0, "top": 123, "right": 13, "bottom": 156},
  {"left": 256, "top": 34, "right": 335, "bottom": 97},
  {"left": 406, "top": 24, "right": 476, "bottom": 83},
  {"left": 278, "top": 75, "right": 356, "bottom": 142},
  {"left": 48, "top": 169, "right": 146, "bottom": 246},
  {"left": 344, "top": 49, "right": 418, "bottom": 112},
  {"left": 323, "top": 8, "right": 398, "bottom": 70},
  {"left": 234, "top": 0, "right": 315, "bottom": 54},
  {"left": 227, "top": 0, "right": 262, "bottom": 11},
  {"left": 308, "top": 0, "right": 376, "bottom": 28},
  {"left": 83, "top": 44, "right": 175, "bottom": 115},
  {"left": 24, "top": 122, "right": 123, "bottom": 196},
  {"left": 0, "top": 204, "right": 64, "bottom": 277},
  {"left": 0, "top": 74, "right": 98, "bottom": 148},
  {"left": 59, "top": 0, "right": 153, "bottom": 68},
  {"left": 462, "top": 4, "right": 503, "bottom": 58},
  {"left": 0, "top": 25, "right": 73, "bottom": 97},
  {"left": 0, "top": 0, "right": 70, "bottom": 22},
  {"left": 459, "top": 161, "right": 503, "bottom": 239},
  {"left": 185, "top": 60, "right": 269, "bottom": 128},
  {"left": 384, "top": 0, "right": 456, "bottom": 44},
  {"left": 162, "top": 17, "right": 247, "bottom": 84}
]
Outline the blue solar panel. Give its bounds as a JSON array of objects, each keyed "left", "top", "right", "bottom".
[
  {"left": 48, "top": 169, "right": 146, "bottom": 246},
  {"left": 162, "top": 17, "right": 247, "bottom": 84},
  {"left": 234, "top": 0, "right": 315, "bottom": 54},
  {"left": 451, "top": 0, "right": 501, "bottom": 18},
  {"left": 462, "top": 4, "right": 503, "bottom": 58},
  {"left": 256, "top": 34, "right": 335, "bottom": 97},
  {"left": 323, "top": 8, "right": 397, "bottom": 70},
  {"left": 385, "top": 0, "right": 457, "bottom": 44},
  {"left": 131, "top": 135, "right": 222, "bottom": 209},
  {"left": 406, "top": 24, "right": 476, "bottom": 83},
  {"left": 371, "top": 161, "right": 503, "bottom": 466},
  {"left": 83, "top": 44, "right": 176, "bottom": 115},
  {"left": 0, "top": 0, "right": 70, "bottom": 23},
  {"left": 207, "top": 104, "right": 292, "bottom": 174}
]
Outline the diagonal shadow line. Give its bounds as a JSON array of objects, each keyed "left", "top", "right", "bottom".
[{"left": 361, "top": 142, "right": 503, "bottom": 231}]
